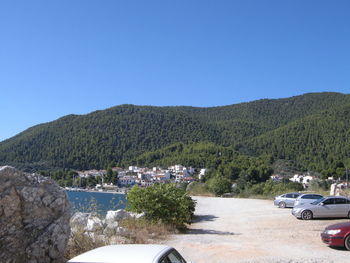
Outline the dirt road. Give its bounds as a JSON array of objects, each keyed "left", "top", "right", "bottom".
[{"left": 165, "top": 196, "right": 350, "bottom": 263}]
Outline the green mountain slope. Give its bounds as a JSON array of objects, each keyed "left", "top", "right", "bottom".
[
  {"left": 0, "top": 106, "right": 221, "bottom": 169},
  {"left": 243, "top": 104, "right": 350, "bottom": 176},
  {"left": 132, "top": 141, "right": 273, "bottom": 182},
  {"left": 1, "top": 92, "right": 350, "bottom": 170}
]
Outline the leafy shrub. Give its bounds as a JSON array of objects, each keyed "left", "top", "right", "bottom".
[
  {"left": 127, "top": 184, "right": 196, "bottom": 229},
  {"left": 240, "top": 179, "right": 304, "bottom": 198},
  {"left": 206, "top": 176, "right": 232, "bottom": 196}
]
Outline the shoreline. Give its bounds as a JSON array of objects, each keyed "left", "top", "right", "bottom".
[
  {"left": 65, "top": 189, "right": 127, "bottom": 194},
  {"left": 86, "top": 189, "right": 127, "bottom": 194}
]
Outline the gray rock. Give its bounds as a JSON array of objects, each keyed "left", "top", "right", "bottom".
[
  {"left": 70, "top": 212, "right": 90, "bottom": 229},
  {"left": 105, "top": 209, "right": 131, "bottom": 223},
  {"left": 85, "top": 216, "right": 104, "bottom": 232},
  {"left": 103, "top": 222, "right": 119, "bottom": 237},
  {"left": 105, "top": 209, "right": 144, "bottom": 224},
  {"left": 0, "top": 166, "right": 71, "bottom": 263}
]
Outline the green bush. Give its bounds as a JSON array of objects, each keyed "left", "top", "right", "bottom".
[
  {"left": 127, "top": 184, "right": 196, "bottom": 229},
  {"left": 206, "top": 176, "right": 232, "bottom": 196},
  {"left": 242, "top": 179, "right": 304, "bottom": 198}
]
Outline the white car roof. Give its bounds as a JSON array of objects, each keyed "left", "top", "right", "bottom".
[{"left": 68, "top": 244, "right": 173, "bottom": 263}]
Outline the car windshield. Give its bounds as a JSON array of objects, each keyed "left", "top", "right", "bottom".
[{"left": 311, "top": 197, "right": 326, "bottom": 205}]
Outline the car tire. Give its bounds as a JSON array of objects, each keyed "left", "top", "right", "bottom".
[
  {"left": 345, "top": 235, "right": 350, "bottom": 251},
  {"left": 301, "top": 210, "right": 313, "bottom": 220},
  {"left": 278, "top": 202, "right": 286, "bottom": 208}
]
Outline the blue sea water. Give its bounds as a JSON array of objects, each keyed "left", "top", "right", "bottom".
[{"left": 66, "top": 191, "right": 127, "bottom": 216}]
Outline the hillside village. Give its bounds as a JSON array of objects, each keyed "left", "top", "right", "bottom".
[
  {"left": 70, "top": 165, "right": 208, "bottom": 191},
  {"left": 67, "top": 163, "right": 343, "bottom": 193}
]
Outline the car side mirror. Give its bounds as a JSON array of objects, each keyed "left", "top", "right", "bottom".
[{"left": 319, "top": 202, "right": 324, "bottom": 206}]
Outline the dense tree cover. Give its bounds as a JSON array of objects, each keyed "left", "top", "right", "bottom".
[
  {"left": 38, "top": 169, "right": 112, "bottom": 188},
  {"left": 1, "top": 92, "right": 350, "bottom": 175},
  {"left": 127, "top": 183, "right": 196, "bottom": 229},
  {"left": 235, "top": 180, "right": 304, "bottom": 197},
  {"left": 0, "top": 106, "right": 220, "bottom": 170},
  {"left": 244, "top": 104, "right": 350, "bottom": 179},
  {"left": 132, "top": 142, "right": 237, "bottom": 169},
  {"left": 134, "top": 142, "right": 274, "bottom": 196}
]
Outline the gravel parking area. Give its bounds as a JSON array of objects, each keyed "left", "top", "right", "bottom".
[{"left": 165, "top": 196, "right": 350, "bottom": 263}]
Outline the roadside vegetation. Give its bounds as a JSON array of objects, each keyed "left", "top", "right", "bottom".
[
  {"left": 127, "top": 183, "right": 196, "bottom": 230},
  {"left": 233, "top": 180, "right": 304, "bottom": 198},
  {"left": 186, "top": 182, "right": 214, "bottom": 196},
  {"left": 65, "top": 185, "right": 184, "bottom": 260}
]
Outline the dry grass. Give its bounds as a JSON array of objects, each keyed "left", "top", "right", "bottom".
[
  {"left": 186, "top": 182, "right": 214, "bottom": 197},
  {"left": 120, "top": 218, "right": 177, "bottom": 244},
  {"left": 65, "top": 227, "right": 107, "bottom": 260}
]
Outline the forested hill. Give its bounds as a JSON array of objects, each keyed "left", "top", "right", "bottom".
[
  {"left": 242, "top": 103, "right": 350, "bottom": 176},
  {"left": 1, "top": 92, "right": 350, "bottom": 171}
]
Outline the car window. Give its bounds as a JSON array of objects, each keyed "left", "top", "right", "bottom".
[
  {"left": 159, "top": 250, "right": 186, "bottom": 263},
  {"left": 292, "top": 194, "right": 300, "bottom": 198},
  {"left": 334, "top": 198, "right": 347, "bottom": 204},
  {"left": 323, "top": 198, "right": 335, "bottom": 205},
  {"left": 312, "top": 197, "right": 325, "bottom": 205},
  {"left": 285, "top": 194, "right": 293, "bottom": 198},
  {"left": 304, "top": 194, "right": 320, "bottom": 199},
  {"left": 301, "top": 195, "right": 312, "bottom": 199}
]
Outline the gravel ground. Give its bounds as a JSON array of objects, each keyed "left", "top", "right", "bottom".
[{"left": 164, "top": 196, "right": 350, "bottom": 263}]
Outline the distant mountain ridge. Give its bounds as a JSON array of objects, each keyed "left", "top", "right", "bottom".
[{"left": 1, "top": 92, "right": 350, "bottom": 171}]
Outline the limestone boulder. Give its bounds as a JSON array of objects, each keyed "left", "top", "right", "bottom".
[
  {"left": 70, "top": 212, "right": 90, "bottom": 230},
  {"left": 103, "top": 222, "right": 119, "bottom": 237},
  {"left": 85, "top": 216, "right": 104, "bottom": 232},
  {"left": 0, "top": 166, "right": 71, "bottom": 263},
  {"left": 105, "top": 209, "right": 131, "bottom": 224},
  {"left": 105, "top": 209, "right": 144, "bottom": 225}
]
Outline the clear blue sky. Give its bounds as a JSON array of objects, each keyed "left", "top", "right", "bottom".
[{"left": 1, "top": 1, "right": 350, "bottom": 142}]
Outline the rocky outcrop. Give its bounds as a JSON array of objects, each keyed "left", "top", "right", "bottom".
[
  {"left": 0, "top": 166, "right": 71, "bottom": 263},
  {"left": 70, "top": 210, "right": 144, "bottom": 243}
]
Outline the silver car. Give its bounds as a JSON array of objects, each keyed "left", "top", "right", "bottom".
[
  {"left": 292, "top": 196, "right": 350, "bottom": 220},
  {"left": 274, "top": 192, "right": 301, "bottom": 208},
  {"left": 294, "top": 193, "right": 323, "bottom": 207},
  {"left": 68, "top": 244, "right": 191, "bottom": 263}
]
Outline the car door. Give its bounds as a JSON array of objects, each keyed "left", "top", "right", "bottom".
[
  {"left": 315, "top": 197, "right": 334, "bottom": 217},
  {"left": 284, "top": 193, "right": 296, "bottom": 207},
  {"left": 333, "top": 198, "right": 348, "bottom": 217}
]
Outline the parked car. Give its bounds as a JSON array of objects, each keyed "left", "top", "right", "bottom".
[
  {"left": 294, "top": 193, "right": 323, "bottom": 207},
  {"left": 274, "top": 192, "right": 301, "bottom": 208},
  {"left": 321, "top": 221, "right": 350, "bottom": 250},
  {"left": 292, "top": 196, "right": 350, "bottom": 220},
  {"left": 67, "top": 244, "right": 192, "bottom": 263}
]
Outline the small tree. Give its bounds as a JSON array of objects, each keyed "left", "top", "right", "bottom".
[
  {"left": 206, "top": 176, "right": 232, "bottom": 196},
  {"left": 127, "top": 184, "right": 196, "bottom": 229}
]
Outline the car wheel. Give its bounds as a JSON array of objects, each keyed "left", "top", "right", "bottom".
[
  {"left": 301, "top": 210, "right": 313, "bottom": 220},
  {"left": 278, "top": 202, "right": 286, "bottom": 208},
  {"left": 345, "top": 235, "right": 350, "bottom": 250}
]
